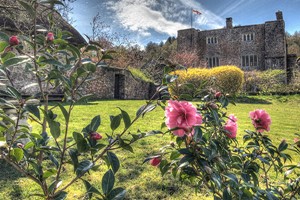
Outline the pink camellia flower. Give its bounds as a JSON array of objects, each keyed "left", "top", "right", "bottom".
[
  {"left": 90, "top": 132, "right": 102, "bottom": 140},
  {"left": 249, "top": 109, "right": 271, "bottom": 133},
  {"left": 149, "top": 157, "right": 161, "bottom": 166},
  {"left": 215, "top": 92, "right": 222, "bottom": 98},
  {"left": 165, "top": 100, "right": 202, "bottom": 137},
  {"left": 224, "top": 114, "right": 238, "bottom": 138},
  {"left": 46, "top": 32, "right": 54, "bottom": 42},
  {"left": 9, "top": 35, "right": 19, "bottom": 46}
]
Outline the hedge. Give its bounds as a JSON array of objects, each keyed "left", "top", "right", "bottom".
[{"left": 169, "top": 65, "right": 244, "bottom": 97}]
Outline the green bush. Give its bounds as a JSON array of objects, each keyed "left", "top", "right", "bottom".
[
  {"left": 242, "top": 69, "right": 300, "bottom": 94},
  {"left": 128, "top": 66, "right": 154, "bottom": 83},
  {"left": 169, "top": 65, "right": 244, "bottom": 97}
]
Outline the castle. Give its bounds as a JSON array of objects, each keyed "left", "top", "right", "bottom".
[{"left": 177, "top": 11, "right": 296, "bottom": 74}]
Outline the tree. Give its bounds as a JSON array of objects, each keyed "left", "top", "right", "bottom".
[{"left": 56, "top": 0, "right": 77, "bottom": 25}]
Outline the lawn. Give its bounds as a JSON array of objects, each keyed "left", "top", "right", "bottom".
[{"left": 0, "top": 95, "right": 299, "bottom": 200}]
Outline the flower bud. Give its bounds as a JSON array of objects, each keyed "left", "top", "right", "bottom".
[
  {"left": 294, "top": 138, "right": 300, "bottom": 148},
  {"left": 9, "top": 36, "right": 19, "bottom": 46},
  {"left": 209, "top": 103, "right": 218, "bottom": 110},
  {"left": 17, "top": 143, "right": 24, "bottom": 148},
  {"left": 46, "top": 32, "right": 54, "bottom": 42},
  {"left": 90, "top": 132, "right": 102, "bottom": 140},
  {"left": 215, "top": 92, "right": 221, "bottom": 98},
  {"left": 149, "top": 157, "right": 161, "bottom": 166}
]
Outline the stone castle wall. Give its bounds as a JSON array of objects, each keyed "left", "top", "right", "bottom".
[{"left": 177, "top": 11, "right": 289, "bottom": 71}]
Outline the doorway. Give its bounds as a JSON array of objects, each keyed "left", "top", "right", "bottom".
[{"left": 114, "top": 74, "right": 125, "bottom": 99}]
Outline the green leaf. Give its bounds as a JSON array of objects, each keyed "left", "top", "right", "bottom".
[
  {"left": 76, "top": 160, "right": 94, "bottom": 176},
  {"left": 25, "top": 104, "right": 40, "bottom": 120},
  {"left": 107, "top": 151, "right": 120, "bottom": 174},
  {"left": 57, "top": 103, "right": 69, "bottom": 122},
  {"left": 0, "top": 41, "right": 9, "bottom": 53},
  {"left": 136, "top": 104, "right": 156, "bottom": 118},
  {"left": 48, "top": 153, "right": 59, "bottom": 168},
  {"left": 68, "top": 149, "right": 78, "bottom": 172},
  {"left": 102, "top": 169, "right": 115, "bottom": 196},
  {"left": 40, "top": 59, "right": 64, "bottom": 68},
  {"left": 193, "top": 126, "right": 202, "bottom": 142},
  {"left": 110, "top": 115, "right": 122, "bottom": 131},
  {"left": 223, "top": 187, "right": 232, "bottom": 200},
  {"left": 0, "top": 32, "right": 9, "bottom": 42},
  {"left": 12, "top": 148, "right": 24, "bottom": 162},
  {"left": 73, "top": 132, "right": 89, "bottom": 153},
  {"left": 2, "top": 56, "right": 31, "bottom": 68},
  {"left": 53, "top": 191, "right": 67, "bottom": 200},
  {"left": 170, "top": 150, "right": 181, "bottom": 160},
  {"left": 83, "top": 115, "right": 101, "bottom": 134},
  {"left": 121, "top": 144, "right": 134, "bottom": 153},
  {"left": 18, "top": 1, "right": 35, "bottom": 18},
  {"left": 90, "top": 115, "right": 101, "bottom": 132},
  {"left": 53, "top": 39, "right": 68, "bottom": 45},
  {"left": 118, "top": 108, "right": 131, "bottom": 129},
  {"left": 43, "top": 169, "right": 57, "bottom": 180},
  {"left": 84, "top": 45, "right": 99, "bottom": 52},
  {"left": 24, "top": 141, "right": 34, "bottom": 150},
  {"left": 278, "top": 140, "right": 288, "bottom": 152},
  {"left": 107, "top": 187, "right": 126, "bottom": 200},
  {"left": 48, "top": 120, "right": 61, "bottom": 139},
  {"left": 102, "top": 54, "right": 113, "bottom": 60},
  {"left": 82, "top": 179, "right": 101, "bottom": 199},
  {"left": 75, "top": 94, "right": 94, "bottom": 104},
  {"left": 67, "top": 44, "right": 80, "bottom": 58},
  {"left": 224, "top": 173, "right": 238, "bottom": 186},
  {"left": 1, "top": 51, "right": 15, "bottom": 63},
  {"left": 85, "top": 63, "right": 96, "bottom": 73},
  {"left": 6, "top": 85, "right": 22, "bottom": 99}
]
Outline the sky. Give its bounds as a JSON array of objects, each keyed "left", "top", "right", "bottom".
[{"left": 71, "top": 0, "right": 300, "bottom": 46}]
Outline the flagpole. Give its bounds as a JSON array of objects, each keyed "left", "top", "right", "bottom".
[{"left": 190, "top": 8, "right": 193, "bottom": 28}]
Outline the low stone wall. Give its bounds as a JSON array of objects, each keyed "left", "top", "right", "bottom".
[
  {"left": 79, "top": 66, "right": 154, "bottom": 100},
  {"left": 0, "top": 65, "right": 154, "bottom": 100}
]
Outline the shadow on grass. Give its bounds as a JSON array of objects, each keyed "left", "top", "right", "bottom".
[
  {"left": 0, "top": 160, "right": 23, "bottom": 180},
  {"left": 117, "top": 164, "right": 145, "bottom": 182},
  {"left": 233, "top": 96, "right": 272, "bottom": 104},
  {"left": 0, "top": 160, "right": 24, "bottom": 199},
  {"left": 47, "top": 101, "right": 100, "bottom": 106}
]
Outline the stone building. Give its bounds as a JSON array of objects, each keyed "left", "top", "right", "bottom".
[{"left": 177, "top": 11, "right": 295, "bottom": 74}]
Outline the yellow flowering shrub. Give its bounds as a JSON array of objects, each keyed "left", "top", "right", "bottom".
[{"left": 169, "top": 65, "right": 244, "bottom": 97}]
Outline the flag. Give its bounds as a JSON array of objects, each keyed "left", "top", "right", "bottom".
[{"left": 192, "top": 9, "right": 201, "bottom": 15}]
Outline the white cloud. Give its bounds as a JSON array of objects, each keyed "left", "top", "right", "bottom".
[{"left": 107, "top": 0, "right": 190, "bottom": 37}]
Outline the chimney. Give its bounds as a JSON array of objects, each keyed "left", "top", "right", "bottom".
[
  {"left": 226, "top": 17, "right": 233, "bottom": 29},
  {"left": 276, "top": 11, "right": 283, "bottom": 20}
]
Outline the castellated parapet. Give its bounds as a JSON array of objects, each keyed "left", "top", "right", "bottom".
[{"left": 177, "top": 11, "right": 291, "bottom": 72}]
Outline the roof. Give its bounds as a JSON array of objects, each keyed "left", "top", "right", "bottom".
[{"left": 0, "top": 0, "right": 86, "bottom": 45}]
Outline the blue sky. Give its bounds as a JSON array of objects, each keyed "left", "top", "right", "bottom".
[{"left": 71, "top": 0, "right": 300, "bottom": 46}]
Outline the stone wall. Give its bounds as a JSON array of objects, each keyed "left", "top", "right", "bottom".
[
  {"left": 177, "top": 11, "right": 287, "bottom": 71},
  {"left": 0, "top": 65, "right": 153, "bottom": 100},
  {"left": 79, "top": 66, "right": 153, "bottom": 100}
]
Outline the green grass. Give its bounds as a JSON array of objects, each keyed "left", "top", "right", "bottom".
[{"left": 1, "top": 95, "right": 300, "bottom": 200}]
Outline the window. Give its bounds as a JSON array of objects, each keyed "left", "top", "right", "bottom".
[
  {"left": 243, "top": 33, "right": 254, "bottom": 41},
  {"left": 241, "top": 55, "right": 258, "bottom": 69},
  {"left": 207, "top": 37, "right": 218, "bottom": 44},
  {"left": 207, "top": 57, "right": 219, "bottom": 68}
]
